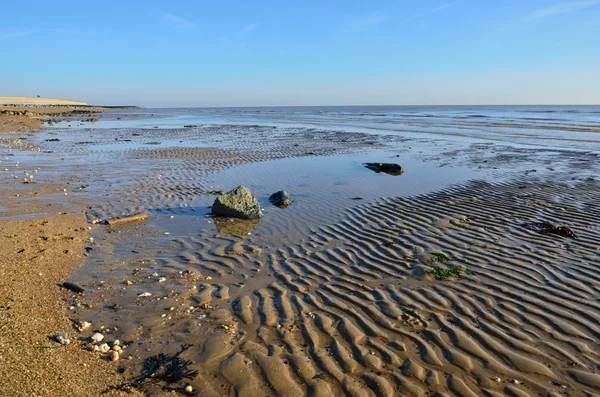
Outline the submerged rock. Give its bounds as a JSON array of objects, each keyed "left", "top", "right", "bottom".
[
  {"left": 269, "top": 190, "right": 294, "bottom": 207},
  {"left": 212, "top": 186, "right": 263, "bottom": 219},
  {"left": 363, "top": 163, "right": 404, "bottom": 176}
]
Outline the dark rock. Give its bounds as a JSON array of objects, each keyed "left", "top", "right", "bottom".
[
  {"left": 269, "top": 191, "right": 294, "bottom": 207},
  {"left": 212, "top": 186, "right": 263, "bottom": 219},
  {"left": 363, "top": 163, "right": 404, "bottom": 176},
  {"left": 523, "top": 221, "right": 578, "bottom": 238},
  {"left": 62, "top": 282, "right": 85, "bottom": 293}
]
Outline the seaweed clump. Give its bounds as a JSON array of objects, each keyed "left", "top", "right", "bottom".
[
  {"left": 106, "top": 344, "right": 198, "bottom": 393},
  {"left": 523, "top": 221, "right": 578, "bottom": 238}
]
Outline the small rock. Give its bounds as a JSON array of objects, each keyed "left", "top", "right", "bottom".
[
  {"left": 62, "top": 282, "right": 85, "bottom": 293},
  {"left": 99, "top": 343, "right": 110, "bottom": 353},
  {"left": 91, "top": 332, "right": 104, "bottom": 343},
  {"left": 363, "top": 162, "right": 404, "bottom": 176},
  {"left": 55, "top": 334, "right": 70, "bottom": 345},
  {"left": 138, "top": 292, "right": 152, "bottom": 298},
  {"left": 185, "top": 385, "right": 193, "bottom": 394},
  {"left": 110, "top": 351, "right": 120, "bottom": 362},
  {"left": 158, "top": 277, "right": 166, "bottom": 283},
  {"left": 269, "top": 190, "right": 294, "bottom": 207},
  {"left": 113, "top": 339, "right": 120, "bottom": 346}
]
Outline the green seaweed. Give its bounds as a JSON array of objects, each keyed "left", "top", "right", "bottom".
[
  {"left": 429, "top": 252, "right": 451, "bottom": 263},
  {"left": 427, "top": 266, "right": 463, "bottom": 280}
]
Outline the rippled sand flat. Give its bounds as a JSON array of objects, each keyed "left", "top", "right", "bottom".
[{"left": 1, "top": 108, "right": 599, "bottom": 396}]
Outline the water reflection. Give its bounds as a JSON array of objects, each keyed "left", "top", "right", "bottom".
[{"left": 214, "top": 217, "right": 260, "bottom": 237}]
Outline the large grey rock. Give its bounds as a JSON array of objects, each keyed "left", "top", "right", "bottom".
[
  {"left": 212, "top": 186, "right": 263, "bottom": 219},
  {"left": 269, "top": 190, "right": 294, "bottom": 207}
]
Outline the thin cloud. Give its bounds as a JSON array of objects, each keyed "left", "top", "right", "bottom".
[
  {"left": 347, "top": 14, "right": 386, "bottom": 32},
  {"left": 404, "top": 3, "right": 455, "bottom": 21},
  {"left": 531, "top": 1, "right": 600, "bottom": 18},
  {"left": 161, "top": 12, "right": 195, "bottom": 29},
  {"left": 243, "top": 23, "right": 257, "bottom": 33},
  {"left": 0, "top": 28, "right": 90, "bottom": 41}
]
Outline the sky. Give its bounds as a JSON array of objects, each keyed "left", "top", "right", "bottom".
[{"left": 1, "top": 0, "right": 600, "bottom": 106}]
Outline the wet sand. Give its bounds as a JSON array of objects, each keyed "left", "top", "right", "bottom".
[
  {"left": 0, "top": 110, "right": 139, "bottom": 396},
  {"left": 1, "top": 108, "right": 600, "bottom": 396}
]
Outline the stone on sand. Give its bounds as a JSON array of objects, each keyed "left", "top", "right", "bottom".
[{"left": 212, "top": 185, "right": 263, "bottom": 219}]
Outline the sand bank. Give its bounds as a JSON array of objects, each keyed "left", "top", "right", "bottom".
[{"left": 0, "top": 96, "right": 88, "bottom": 106}]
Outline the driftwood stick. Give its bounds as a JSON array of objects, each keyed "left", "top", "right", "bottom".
[{"left": 105, "top": 212, "right": 149, "bottom": 226}]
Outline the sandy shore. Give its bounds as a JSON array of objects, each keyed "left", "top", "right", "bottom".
[
  {"left": 1, "top": 107, "right": 599, "bottom": 396},
  {"left": 0, "top": 110, "right": 139, "bottom": 396}
]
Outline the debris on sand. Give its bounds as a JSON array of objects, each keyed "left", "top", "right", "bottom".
[
  {"left": 109, "top": 344, "right": 198, "bottom": 392},
  {"left": 212, "top": 185, "right": 263, "bottom": 219},
  {"left": 269, "top": 190, "right": 294, "bottom": 207},
  {"left": 62, "top": 282, "right": 85, "bottom": 293},
  {"left": 363, "top": 162, "right": 404, "bottom": 176},
  {"left": 523, "top": 221, "right": 578, "bottom": 238},
  {"left": 427, "top": 266, "right": 463, "bottom": 280},
  {"left": 104, "top": 212, "right": 149, "bottom": 226}
]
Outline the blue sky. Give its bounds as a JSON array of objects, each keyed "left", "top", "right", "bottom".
[{"left": 1, "top": 0, "right": 599, "bottom": 106}]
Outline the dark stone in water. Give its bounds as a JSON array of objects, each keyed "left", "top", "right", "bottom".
[
  {"left": 269, "top": 190, "right": 294, "bottom": 207},
  {"left": 363, "top": 163, "right": 404, "bottom": 176}
]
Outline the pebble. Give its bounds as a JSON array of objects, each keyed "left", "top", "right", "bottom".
[
  {"left": 91, "top": 332, "right": 104, "bottom": 343},
  {"left": 511, "top": 379, "right": 520, "bottom": 384},
  {"left": 138, "top": 292, "right": 152, "bottom": 298},
  {"left": 110, "top": 351, "right": 120, "bottom": 362},
  {"left": 113, "top": 339, "right": 120, "bottom": 346},
  {"left": 99, "top": 343, "right": 110, "bottom": 353},
  {"left": 158, "top": 277, "right": 166, "bottom": 283},
  {"left": 492, "top": 376, "right": 501, "bottom": 382},
  {"left": 55, "top": 334, "right": 70, "bottom": 345},
  {"left": 185, "top": 385, "right": 193, "bottom": 394}
]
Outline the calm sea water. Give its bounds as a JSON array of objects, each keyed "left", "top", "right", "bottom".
[{"left": 94, "top": 105, "right": 600, "bottom": 151}]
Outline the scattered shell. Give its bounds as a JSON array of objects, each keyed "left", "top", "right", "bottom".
[
  {"left": 77, "top": 321, "right": 92, "bottom": 332},
  {"left": 113, "top": 339, "right": 120, "bottom": 346},
  {"left": 99, "top": 343, "right": 110, "bottom": 353},
  {"left": 91, "top": 332, "right": 104, "bottom": 343},
  {"left": 138, "top": 292, "right": 152, "bottom": 298},
  {"left": 158, "top": 277, "right": 166, "bottom": 283}
]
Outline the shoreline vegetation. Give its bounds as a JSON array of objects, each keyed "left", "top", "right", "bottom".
[{"left": 0, "top": 102, "right": 140, "bottom": 396}]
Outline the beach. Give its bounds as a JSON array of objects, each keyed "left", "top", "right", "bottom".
[{"left": 1, "top": 105, "right": 599, "bottom": 396}]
